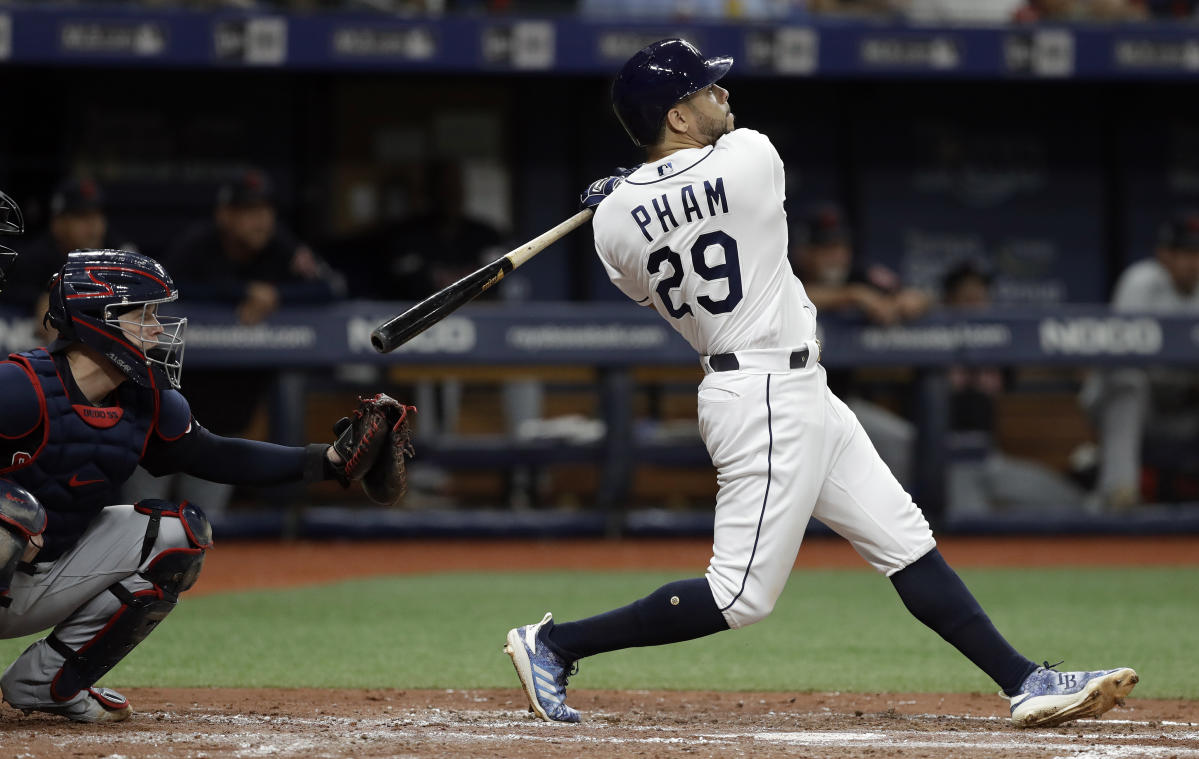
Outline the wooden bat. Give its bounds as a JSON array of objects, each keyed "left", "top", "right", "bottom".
[{"left": 370, "top": 208, "right": 594, "bottom": 354}]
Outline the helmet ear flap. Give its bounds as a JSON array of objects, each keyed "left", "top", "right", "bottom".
[{"left": 44, "top": 272, "right": 73, "bottom": 337}]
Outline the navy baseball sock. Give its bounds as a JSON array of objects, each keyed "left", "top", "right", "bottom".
[
  {"left": 890, "top": 548, "right": 1037, "bottom": 696},
  {"left": 542, "top": 578, "right": 729, "bottom": 661}
]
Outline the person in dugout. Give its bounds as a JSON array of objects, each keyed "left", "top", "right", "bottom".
[{"left": 0, "top": 200, "right": 410, "bottom": 722}]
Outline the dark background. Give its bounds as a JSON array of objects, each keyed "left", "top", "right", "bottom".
[{"left": 4, "top": 67, "right": 1197, "bottom": 306}]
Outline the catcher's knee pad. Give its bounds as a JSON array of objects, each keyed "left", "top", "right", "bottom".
[
  {"left": 0, "top": 480, "right": 46, "bottom": 607},
  {"left": 133, "top": 498, "right": 212, "bottom": 594}
]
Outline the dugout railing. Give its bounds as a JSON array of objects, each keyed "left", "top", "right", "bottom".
[{"left": 4, "top": 301, "right": 1197, "bottom": 538}]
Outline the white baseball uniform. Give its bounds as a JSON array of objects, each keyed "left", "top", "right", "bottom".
[{"left": 593, "top": 128, "right": 936, "bottom": 628}]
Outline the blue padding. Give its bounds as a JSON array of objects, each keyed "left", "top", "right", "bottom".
[
  {"left": 298, "top": 506, "right": 608, "bottom": 539},
  {"left": 942, "top": 505, "right": 1199, "bottom": 536},
  {"left": 203, "top": 504, "right": 1199, "bottom": 541}
]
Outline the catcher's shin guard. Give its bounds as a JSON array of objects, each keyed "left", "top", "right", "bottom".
[
  {"left": 47, "top": 584, "right": 176, "bottom": 701},
  {"left": 47, "top": 500, "right": 211, "bottom": 703},
  {"left": 0, "top": 480, "right": 47, "bottom": 607}
]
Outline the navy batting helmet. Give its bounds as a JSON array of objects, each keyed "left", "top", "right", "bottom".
[
  {"left": 0, "top": 189, "right": 23, "bottom": 293},
  {"left": 46, "top": 249, "right": 187, "bottom": 390},
  {"left": 611, "top": 38, "right": 733, "bottom": 148}
]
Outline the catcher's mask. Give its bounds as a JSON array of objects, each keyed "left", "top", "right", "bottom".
[
  {"left": 46, "top": 249, "right": 187, "bottom": 390},
  {"left": 0, "top": 189, "right": 24, "bottom": 293}
]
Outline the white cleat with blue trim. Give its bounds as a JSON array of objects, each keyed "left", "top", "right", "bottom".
[
  {"left": 1009, "top": 663, "right": 1139, "bottom": 728},
  {"left": 504, "top": 612, "right": 581, "bottom": 723}
]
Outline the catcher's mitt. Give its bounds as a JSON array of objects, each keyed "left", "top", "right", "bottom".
[{"left": 332, "top": 393, "right": 417, "bottom": 506}]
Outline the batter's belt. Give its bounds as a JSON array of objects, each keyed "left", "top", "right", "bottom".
[{"left": 701, "top": 339, "right": 822, "bottom": 375}]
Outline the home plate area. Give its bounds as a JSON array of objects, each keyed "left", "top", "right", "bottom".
[{"left": 1, "top": 688, "right": 1196, "bottom": 758}]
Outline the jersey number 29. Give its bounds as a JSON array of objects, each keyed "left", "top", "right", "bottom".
[{"left": 646, "top": 231, "right": 743, "bottom": 319}]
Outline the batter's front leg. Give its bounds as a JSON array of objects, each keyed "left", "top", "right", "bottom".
[
  {"left": 505, "top": 370, "right": 829, "bottom": 723},
  {"left": 504, "top": 576, "right": 730, "bottom": 723},
  {"left": 702, "top": 370, "right": 829, "bottom": 629}
]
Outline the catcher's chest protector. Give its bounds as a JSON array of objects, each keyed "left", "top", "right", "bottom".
[{"left": 1, "top": 349, "right": 155, "bottom": 553}]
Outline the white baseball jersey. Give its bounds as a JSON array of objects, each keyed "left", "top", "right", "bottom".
[
  {"left": 1112, "top": 258, "right": 1199, "bottom": 312},
  {"left": 593, "top": 128, "right": 817, "bottom": 357},
  {"left": 591, "top": 127, "right": 934, "bottom": 630}
]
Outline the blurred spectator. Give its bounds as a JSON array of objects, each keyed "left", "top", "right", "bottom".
[
  {"left": 122, "top": 168, "right": 346, "bottom": 517},
  {"left": 579, "top": 0, "right": 808, "bottom": 19},
  {"left": 5, "top": 175, "right": 138, "bottom": 342},
  {"left": 1012, "top": 0, "right": 1146, "bottom": 21},
  {"left": 1138, "top": 0, "right": 1199, "bottom": 18},
  {"left": 1078, "top": 211, "right": 1199, "bottom": 512},
  {"left": 940, "top": 261, "right": 1086, "bottom": 518},
  {"left": 137, "top": 1, "right": 447, "bottom": 11},
  {"left": 806, "top": 0, "right": 901, "bottom": 15},
  {"left": 904, "top": 0, "right": 1024, "bottom": 23},
  {"left": 370, "top": 160, "right": 506, "bottom": 302},
  {"left": 364, "top": 159, "right": 548, "bottom": 507},
  {"left": 167, "top": 168, "right": 345, "bottom": 321},
  {"left": 788, "top": 202, "right": 932, "bottom": 487}
]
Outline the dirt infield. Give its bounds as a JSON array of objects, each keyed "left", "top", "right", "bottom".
[
  {"left": 3, "top": 535, "right": 1197, "bottom": 758},
  {"left": 1, "top": 688, "right": 1196, "bottom": 758}
]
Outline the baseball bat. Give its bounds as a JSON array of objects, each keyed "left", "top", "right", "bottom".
[{"left": 370, "top": 208, "right": 594, "bottom": 354}]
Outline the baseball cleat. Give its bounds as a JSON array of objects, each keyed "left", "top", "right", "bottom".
[
  {"left": 10, "top": 687, "right": 133, "bottom": 723},
  {"left": 504, "top": 612, "right": 581, "bottom": 723},
  {"left": 1009, "top": 664, "right": 1138, "bottom": 728}
]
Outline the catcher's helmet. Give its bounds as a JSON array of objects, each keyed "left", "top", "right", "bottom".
[
  {"left": 611, "top": 38, "right": 734, "bottom": 148},
  {"left": 46, "top": 249, "right": 187, "bottom": 390},
  {"left": 0, "top": 189, "right": 24, "bottom": 293}
]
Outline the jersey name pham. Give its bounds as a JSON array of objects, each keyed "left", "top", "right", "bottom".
[{"left": 630, "top": 177, "right": 729, "bottom": 243}]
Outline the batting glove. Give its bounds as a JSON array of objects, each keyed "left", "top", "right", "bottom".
[{"left": 579, "top": 166, "right": 639, "bottom": 211}]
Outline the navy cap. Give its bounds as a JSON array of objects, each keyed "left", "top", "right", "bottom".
[
  {"left": 217, "top": 169, "right": 274, "bottom": 208},
  {"left": 793, "top": 203, "right": 849, "bottom": 248},
  {"left": 941, "top": 259, "right": 993, "bottom": 294},
  {"left": 50, "top": 176, "right": 104, "bottom": 216},
  {"left": 1158, "top": 210, "right": 1199, "bottom": 251}
]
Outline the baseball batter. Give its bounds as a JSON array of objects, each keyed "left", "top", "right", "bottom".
[
  {"left": 505, "top": 39, "right": 1137, "bottom": 728},
  {"left": 0, "top": 242, "right": 411, "bottom": 722}
]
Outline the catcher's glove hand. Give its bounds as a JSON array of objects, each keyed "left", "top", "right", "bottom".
[{"left": 332, "top": 393, "right": 417, "bottom": 506}]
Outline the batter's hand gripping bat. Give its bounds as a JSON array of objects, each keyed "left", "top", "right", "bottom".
[{"left": 371, "top": 209, "right": 593, "bottom": 354}]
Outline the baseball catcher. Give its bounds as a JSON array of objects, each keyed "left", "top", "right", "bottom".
[{"left": 0, "top": 246, "right": 414, "bottom": 723}]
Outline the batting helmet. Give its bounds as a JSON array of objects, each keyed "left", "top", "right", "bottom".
[
  {"left": 611, "top": 38, "right": 734, "bottom": 148},
  {"left": 0, "top": 189, "right": 23, "bottom": 293},
  {"left": 46, "top": 249, "right": 187, "bottom": 390}
]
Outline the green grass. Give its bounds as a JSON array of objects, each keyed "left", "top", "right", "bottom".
[{"left": 2, "top": 567, "right": 1194, "bottom": 698}]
